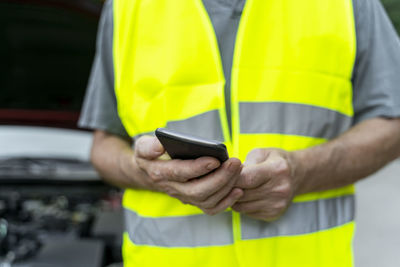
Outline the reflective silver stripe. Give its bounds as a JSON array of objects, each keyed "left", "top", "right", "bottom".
[
  {"left": 167, "top": 110, "right": 224, "bottom": 141},
  {"left": 133, "top": 109, "right": 224, "bottom": 142},
  {"left": 239, "top": 102, "right": 352, "bottom": 139},
  {"left": 241, "top": 195, "right": 355, "bottom": 240},
  {"left": 124, "top": 210, "right": 233, "bottom": 247}
]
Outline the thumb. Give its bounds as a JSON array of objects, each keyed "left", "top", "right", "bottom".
[
  {"left": 244, "top": 148, "right": 271, "bottom": 166},
  {"left": 134, "top": 135, "right": 165, "bottom": 160}
]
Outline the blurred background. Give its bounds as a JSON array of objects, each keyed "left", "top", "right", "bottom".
[
  {"left": 354, "top": 3, "right": 400, "bottom": 261},
  {"left": 0, "top": 0, "right": 399, "bottom": 266},
  {"left": 0, "top": 1, "right": 122, "bottom": 266},
  {"left": 382, "top": 0, "right": 400, "bottom": 30}
]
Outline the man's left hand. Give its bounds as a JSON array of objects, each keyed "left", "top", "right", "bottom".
[{"left": 232, "top": 148, "right": 302, "bottom": 221}]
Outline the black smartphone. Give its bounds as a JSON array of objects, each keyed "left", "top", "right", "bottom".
[{"left": 155, "top": 128, "right": 229, "bottom": 162}]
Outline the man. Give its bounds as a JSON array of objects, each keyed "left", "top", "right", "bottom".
[{"left": 79, "top": 0, "right": 400, "bottom": 266}]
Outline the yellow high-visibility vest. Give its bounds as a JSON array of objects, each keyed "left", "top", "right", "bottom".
[{"left": 113, "top": 0, "right": 357, "bottom": 266}]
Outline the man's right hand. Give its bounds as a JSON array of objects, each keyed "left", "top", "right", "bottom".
[{"left": 134, "top": 135, "right": 243, "bottom": 215}]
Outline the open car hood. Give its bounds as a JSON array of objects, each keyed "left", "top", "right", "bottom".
[{"left": 0, "top": 0, "right": 102, "bottom": 128}]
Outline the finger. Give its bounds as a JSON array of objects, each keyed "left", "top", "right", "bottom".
[
  {"left": 236, "top": 186, "right": 267, "bottom": 203},
  {"left": 173, "top": 158, "right": 242, "bottom": 200},
  {"left": 137, "top": 156, "right": 221, "bottom": 183},
  {"left": 202, "top": 188, "right": 243, "bottom": 215},
  {"left": 244, "top": 148, "right": 271, "bottom": 166},
  {"left": 232, "top": 199, "right": 289, "bottom": 220},
  {"left": 232, "top": 199, "right": 264, "bottom": 214},
  {"left": 236, "top": 152, "right": 291, "bottom": 189},
  {"left": 135, "top": 136, "right": 165, "bottom": 160},
  {"left": 236, "top": 164, "right": 270, "bottom": 189},
  {"left": 197, "top": 172, "right": 240, "bottom": 209},
  {"left": 237, "top": 178, "right": 292, "bottom": 203},
  {"left": 243, "top": 212, "right": 281, "bottom": 222}
]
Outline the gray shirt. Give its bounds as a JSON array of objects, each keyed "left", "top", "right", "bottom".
[{"left": 79, "top": 0, "right": 400, "bottom": 138}]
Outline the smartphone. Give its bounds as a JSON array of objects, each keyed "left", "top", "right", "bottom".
[{"left": 155, "top": 128, "right": 229, "bottom": 162}]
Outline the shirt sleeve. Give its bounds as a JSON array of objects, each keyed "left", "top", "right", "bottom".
[
  {"left": 78, "top": 0, "right": 130, "bottom": 138},
  {"left": 352, "top": 0, "right": 400, "bottom": 124}
]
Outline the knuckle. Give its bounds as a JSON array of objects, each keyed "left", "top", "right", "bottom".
[
  {"left": 248, "top": 148, "right": 264, "bottom": 158},
  {"left": 203, "top": 209, "right": 217, "bottom": 216},
  {"left": 274, "top": 180, "right": 292, "bottom": 198},
  {"left": 187, "top": 187, "right": 206, "bottom": 201},
  {"left": 135, "top": 158, "right": 144, "bottom": 169},
  {"left": 149, "top": 169, "right": 164, "bottom": 182},
  {"left": 164, "top": 165, "right": 175, "bottom": 178},
  {"left": 172, "top": 167, "right": 180, "bottom": 178},
  {"left": 272, "top": 158, "right": 290, "bottom": 176},
  {"left": 163, "top": 185, "right": 177, "bottom": 197},
  {"left": 198, "top": 202, "right": 210, "bottom": 210},
  {"left": 195, "top": 191, "right": 208, "bottom": 202},
  {"left": 167, "top": 164, "right": 187, "bottom": 181},
  {"left": 157, "top": 181, "right": 173, "bottom": 193},
  {"left": 273, "top": 200, "right": 288, "bottom": 212},
  {"left": 186, "top": 186, "right": 196, "bottom": 197},
  {"left": 217, "top": 175, "right": 231, "bottom": 188},
  {"left": 201, "top": 199, "right": 219, "bottom": 210},
  {"left": 245, "top": 173, "right": 258, "bottom": 188},
  {"left": 266, "top": 210, "right": 282, "bottom": 221}
]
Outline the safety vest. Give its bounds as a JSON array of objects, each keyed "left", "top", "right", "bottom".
[{"left": 113, "top": 0, "right": 357, "bottom": 266}]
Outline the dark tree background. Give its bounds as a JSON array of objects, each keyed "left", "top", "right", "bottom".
[{"left": 382, "top": 0, "right": 400, "bottom": 34}]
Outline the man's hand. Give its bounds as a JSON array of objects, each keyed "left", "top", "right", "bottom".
[
  {"left": 92, "top": 119, "right": 400, "bottom": 220},
  {"left": 134, "top": 136, "right": 244, "bottom": 215},
  {"left": 232, "top": 148, "right": 301, "bottom": 221}
]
